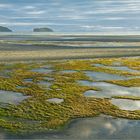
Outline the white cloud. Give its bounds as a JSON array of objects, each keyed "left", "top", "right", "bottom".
[
  {"left": 22, "top": 6, "right": 36, "bottom": 10},
  {"left": 0, "top": 22, "right": 77, "bottom": 26},
  {"left": 0, "top": 0, "right": 140, "bottom": 32},
  {"left": 81, "top": 25, "right": 96, "bottom": 29},
  {"left": 58, "top": 15, "right": 86, "bottom": 20},
  {"left": 103, "top": 17, "right": 126, "bottom": 20},
  {"left": 25, "top": 10, "right": 46, "bottom": 15},
  {"left": 81, "top": 25, "right": 126, "bottom": 30},
  {"left": 0, "top": 3, "right": 12, "bottom": 8}
]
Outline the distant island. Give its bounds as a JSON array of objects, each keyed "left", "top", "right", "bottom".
[
  {"left": 33, "top": 27, "right": 53, "bottom": 32},
  {"left": 0, "top": 26, "right": 12, "bottom": 32},
  {"left": 0, "top": 26, "right": 54, "bottom": 32}
]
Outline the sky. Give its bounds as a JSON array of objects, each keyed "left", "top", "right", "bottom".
[{"left": 0, "top": 0, "right": 140, "bottom": 33}]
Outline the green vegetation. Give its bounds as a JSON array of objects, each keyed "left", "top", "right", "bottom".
[
  {"left": 112, "top": 96, "right": 140, "bottom": 100},
  {"left": 0, "top": 57, "right": 140, "bottom": 134},
  {"left": 54, "top": 58, "right": 140, "bottom": 77}
]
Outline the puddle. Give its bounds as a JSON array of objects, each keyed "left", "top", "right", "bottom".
[
  {"left": 0, "top": 90, "right": 29, "bottom": 105},
  {"left": 41, "top": 65, "right": 52, "bottom": 69},
  {"left": 61, "top": 70, "right": 77, "bottom": 73},
  {"left": 47, "top": 98, "right": 64, "bottom": 104},
  {"left": 93, "top": 63, "right": 139, "bottom": 73},
  {"left": 93, "top": 64, "right": 105, "bottom": 67},
  {"left": 112, "top": 62, "right": 122, "bottom": 66},
  {"left": 85, "top": 71, "right": 126, "bottom": 81},
  {"left": 84, "top": 90, "right": 99, "bottom": 98},
  {"left": 23, "top": 78, "right": 33, "bottom": 83},
  {"left": 31, "top": 68, "right": 53, "bottom": 74},
  {"left": 0, "top": 70, "right": 12, "bottom": 78},
  {"left": 111, "top": 99, "right": 140, "bottom": 111},
  {"left": 38, "top": 81, "right": 52, "bottom": 88},
  {"left": 44, "top": 77, "right": 54, "bottom": 81},
  {"left": 108, "top": 66, "right": 139, "bottom": 73},
  {"left": 4, "top": 115, "right": 140, "bottom": 140},
  {"left": 16, "top": 86, "right": 27, "bottom": 89},
  {"left": 79, "top": 81, "right": 140, "bottom": 98},
  {"left": 60, "top": 115, "right": 140, "bottom": 140},
  {"left": 78, "top": 80, "right": 93, "bottom": 87}
]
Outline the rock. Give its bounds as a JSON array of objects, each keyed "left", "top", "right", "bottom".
[
  {"left": 33, "top": 27, "right": 53, "bottom": 32},
  {"left": 0, "top": 26, "right": 12, "bottom": 32}
]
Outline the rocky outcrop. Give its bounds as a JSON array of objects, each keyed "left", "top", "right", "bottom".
[
  {"left": 0, "top": 26, "right": 12, "bottom": 32},
  {"left": 33, "top": 27, "right": 53, "bottom": 32}
]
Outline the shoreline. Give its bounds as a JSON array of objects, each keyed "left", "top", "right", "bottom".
[{"left": 0, "top": 51, "right": 140, "bottom": 62}]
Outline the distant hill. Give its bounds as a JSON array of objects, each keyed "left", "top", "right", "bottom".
[
  {"left": 0, "top": 26, "right": 12, "bottom": 32},
  {"left": 33, "top": 27, "right": 53, "bottom": 32}
]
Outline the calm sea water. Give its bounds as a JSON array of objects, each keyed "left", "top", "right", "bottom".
[{"left": 1, "top": 115, "right": 140, "bottom": 140}]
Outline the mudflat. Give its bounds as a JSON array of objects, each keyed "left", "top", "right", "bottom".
[{"left": 0, "top": 35, "right": 140, "bottom": 61}]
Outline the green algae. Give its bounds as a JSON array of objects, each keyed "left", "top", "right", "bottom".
[{"left": 0, "top": 57, "right": 140, "bottom": 133}]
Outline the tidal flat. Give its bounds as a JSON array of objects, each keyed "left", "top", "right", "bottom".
[
  {"left": 0, "top": 57, "right": 140, "bottom": 140},
  {"left": 1, "top": 35, "right": 140, "bottom": 61},
  {"left": 0, "top": 35, "right": 140, "bottom": 139}
]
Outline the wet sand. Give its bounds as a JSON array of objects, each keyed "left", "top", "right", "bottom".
[{"left": 0, "top": 35, "right": 140, "bottom": 61}]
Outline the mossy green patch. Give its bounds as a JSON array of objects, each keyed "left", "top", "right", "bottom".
[{"left": 0, "top": 57, "right": 140, "bottom": 133}]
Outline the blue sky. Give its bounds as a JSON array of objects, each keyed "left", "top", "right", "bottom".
[{"left": 0, "top": 0, "right": 140, "bottom": 33}]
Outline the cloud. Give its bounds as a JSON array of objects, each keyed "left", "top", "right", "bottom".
[
  {"left": 81, "top": 25, "right": 96, "bottom": 29},
  {"left": 0, "top": 3, "right": 12, "bottom": 8},
  {"left": 98, "top": 17, "right": 130, "bottom": 21},
  {"left": 23, "top": 6, "right": 36, "bottom": 10},
  {"left": 81, "top": 25, "right": 125, "bottom": 30},
  {"left": 0, "top": 0, "right": 140, "bottom": 32},
  {"left": 58, "top": 15, "right": 87, "bottom": 20},
  {"left": 0, "top": 22, "right": 78, "bottom": 26},
  {"left": 104, "top": 17, "right": 126, "bottom": 20},
  {"left": 0, "top": 22, "right": 51, "bottom": 26},
  {"left": 25, "top": 10, "right": 46, "bottom": 15}
]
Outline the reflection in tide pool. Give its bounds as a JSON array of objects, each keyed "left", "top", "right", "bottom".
[
  {"left": 31, "top": 68, "right": 53, "bottom": 74},
  {"left": 41, "top": 65, "right": 52, "bottom": 69},
  {"left": 111, "top": 99, "right": 140, "bottom": 111},
  {"left": 85, "top": 71, "right": 126, "bottom": 81},
  {"left": 44, "top": 77, "right": 54, "bottom": 81},
  {"left": 108, "top": 66, "right": 139, "bottom": 73},
  {"left": 79, "top": 81, "right": 140, "bottom": 98},
  {"left": 93, "top": 63, "right": 140, "bottom": 73},
  {"left": 0, "top": 90, "right": 30, "bottom": 105},
  {"left": 1, "top": 115, "right": 140, "bottom": 140},
  {"left": 38, "top": 81, "right": 52, "bottom": 88},
  {"left": 47, "top": 98, "right": 64, "bottom": 104},
  {"left": 23, "top": 78, "right": 33, "bottom": 83}
]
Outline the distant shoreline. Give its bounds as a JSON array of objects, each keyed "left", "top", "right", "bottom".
[
  {"left": 0, "top": 56, "right": 140, "bottom": 64},
  {"left": 0, "top": 34, "right": 140, "bottom": 62},
  {"left": 0, "top": 32, "right": 140, "bottom": 36}
]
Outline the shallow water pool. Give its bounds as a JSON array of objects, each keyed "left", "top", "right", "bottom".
[
  {"left": 85, "top": 71, "right": 126, "bottom": 81},
  {"left": 47, "top": 98, "right": 64, "bottom": 104},
  {"left": 93, "top": 63, "right": 140, "bottom": 73},
  {"left": 79, "top": 81, "right": 140, "bottom": 98},
  {"left": 2, "top": 115, "right": 140, "bottom": 140},
  {"left": 111, "top": 99, "right": 140, "bottom": 111},
  {"left": 31, "top": 68, "right": 53, "bottom": 74},
  {"left": 0, "top": 90, "right": 29, "bottom": 105}
]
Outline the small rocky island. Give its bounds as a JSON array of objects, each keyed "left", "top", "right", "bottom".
[
  {"left": 0, "top": 26, "right": 12, "bottom": 32},
  {"left": 33, "top": 27, "right": 53, "bottom": 32}
]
